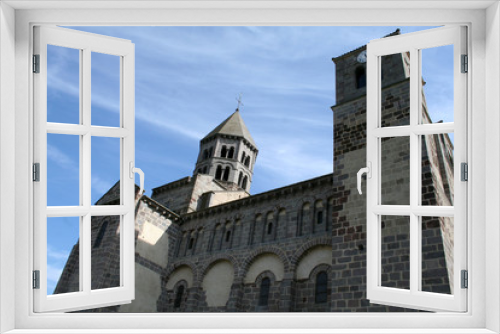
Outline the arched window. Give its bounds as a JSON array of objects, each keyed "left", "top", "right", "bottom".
[
  {"left": 203, "top": 166, "right": 208, "bottom": 174},
  {"left": 228, "top": 147, "right": 234, "bottom": 159},
  {"left": 197, "top": 169, "right": 202, "bottom": 174},
  {"left": 202, "top": 149, "right": 208, "bottom": 159},
  {"left": 244, "top": 156, "right": 250, "bottom": 167},
  {"left": 188, "top": 238, "right": 194, "bottom": 249},
  {"left": 317, "top": 211, "right": 323, "bottom": 225},
  {"left": 238, "top": 172, "right": 243, "bottom": 187},
  {"left": 93, "top": 219, "right": 109, "bottom": 248},
  {"left": 174, "top": 285, "right": 184, "bottom": 308},
  {"left": 258, "top": 277, "right": 270, "bottom": 306},
  {"left": 209, "top": 147, "right": 213, "bottom": 157},
  {"left": 223, "top": 167, "right": 230, "bottom": 181},
  {"left": 267, "top": 222, "right": 273, "bottom": 235},
  {"left": 315, "top": 271, "right": 328, "bottom": 304},
  {"left": 242, "top": 176, "right": 248, "bottom": 190},
  {"left": 241, "top": 152, "right": 246, "bottom": 163},
  {"left": 356, "top": 66, "right": 366, "bottom": 89},
  {"left": 215, "top": 165, "right": 222, "bottom": 180},
  {"left": 225, "top": 230, "right": 231, "bottom": 242},
  {"left": 221, "top": 146, "right": 227, "bottom": 158}
]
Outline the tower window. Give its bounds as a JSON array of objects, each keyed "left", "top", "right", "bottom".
[
  {"left": 225, "top": 230, "right": 231, "bottom": 242},
  {"left": 221, "top": 145, "right": 227, "bottom": 158},
  {"left": 228, "top": 147, "right": 234, "bottom": 159},
  {"left": 242, "top": 176, "right": 248, "bottom": 190},
  {"left": 317, "top": 211, "right": 323, "bottom": 225},
  {"left": 356, "top": 66, "right": 366, "bottom": 89},
  {"left": 244, "top": 156, "right": 250, "bottom": 167},
  {"left": 267, "top": 222, "right": 273, "bottom": 235},
  {"left": 238, "top": 172, "right": 243, "bottom": 187},
  {"left": 174, "top": 285, "right": 185, "bottom": 308},
  {"left": 223, "top": 166, "right": 230, "bottom": 181},
  {"left": 241, "top": 152, "right": 246, "bottom": 163},
  {"left": 215, "top": 165, "right": 222, "bottom": 180},
  {"left": 258, "top": 277, "right": 270, "bottom": 306}
]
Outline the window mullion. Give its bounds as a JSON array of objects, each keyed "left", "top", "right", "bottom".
[
  {"left": 82, "top": 48, "right": 92, "bottom": 294},
  {"left": 409, "top": 48, "right": 420, "bottom": 294}
]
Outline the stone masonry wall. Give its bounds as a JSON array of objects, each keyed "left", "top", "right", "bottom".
[
  {"left": 329, "top": 82, "right": 453, "bottom": 311},
  {"left": 55, "top": 188, "right": 181, "bottom": 313},
  {"left": 158, "top": 175, "right": 334, "bottom": 312},
  {"left": 151, "top": 177, "right": 197, "bottom": 214}
]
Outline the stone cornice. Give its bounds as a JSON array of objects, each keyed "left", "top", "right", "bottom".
[
  {"left": 181, "top": 173, "right": 333, "bottom": 222},
  {"left": 152, "top": 176, "right": 192, "bottom": 195},
  {"left": 140, "top": 195, "right": 181, "bottom": 221}
]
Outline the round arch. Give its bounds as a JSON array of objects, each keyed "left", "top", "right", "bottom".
[{"left": 241, "top": 246, "right": 291, "bottom": 281}]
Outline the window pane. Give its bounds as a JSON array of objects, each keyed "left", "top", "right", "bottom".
[
  {"left": 381, "top": 215, "right": 410, "bottom": 290},
  {"left": 91, "top": 52, "right": 121, "bottom": 127},
  {"left": 421, "top": 134, "right": 454, "bottom": 206},
  {"left": 381, "top": 137, "right": 410, "bottom": 205},
  {"left": 420, "top": 45, "right": 454, "bottom": 124},
  {"left": 47, "top": 45, "right": 80, "bottom": 124},
  {"left": 91, "top": 215, "right": 121, "bottom": 290},
  {"left": 47, "top": 133, "right": 80, "bottom": 206},
  {"left": 380, "top": 52, "right": 410, "bottom": 127},
  {"left": 421, "top": 216, "right": 453, "bottom": 295},
  {"left": 48, "top": 217, "right": 80, "bottom": 295},
  {"left": 92, "top": 137, "right": 121, "bottom": 205}
]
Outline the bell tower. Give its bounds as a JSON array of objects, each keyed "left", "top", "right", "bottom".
[{"left": 194, "top": 109, "right": 258, "bottom": 192}]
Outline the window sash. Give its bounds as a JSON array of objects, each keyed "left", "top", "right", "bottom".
[
  {"left": 33, "top": 25, "right": 136, "bottom": 313},
  {"left": 366, "top": 25, "right": 467, "bottom": 312}
]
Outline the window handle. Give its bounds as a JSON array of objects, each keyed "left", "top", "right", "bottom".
[
  {"left": 357, "top": 162, "right": 371, "bottom": 195},
  {"left": 130, "top": 162, "right": 145, "bottom": 199}
]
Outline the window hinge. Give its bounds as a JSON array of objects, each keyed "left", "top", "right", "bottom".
[
  {"left": 33, "top": 163, "right": 40, "bottom": 182},
  {"left": 33, "top": 54, "right": 40, "bottom": 73},
  {"left": 33, "top": 270, "right": 40, "bottom": 289},
  {"left": 461, "top": 270, "right": 468, "bottom": 289},
  {"left": 461, "top": 162, "right": 468, "bottom": 181},
  {"left": 461, "top": 54, "right": 468, "bottom": 73}
]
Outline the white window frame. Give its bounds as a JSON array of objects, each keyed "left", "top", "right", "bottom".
[
  {"left": 365, "top": 26, "right": 467, "bottom": 312},
  {"left": 33, "top": 25, "right": 136, "bottom": 312},
  {"left": 0, "top": 1, "right": 499, "bottom": 333}
]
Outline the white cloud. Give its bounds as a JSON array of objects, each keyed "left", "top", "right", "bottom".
[
  {"left": 46, "top": 244, "right": 72, "bottom": 294},
  {"left": 47, "top": 245, "right": 71, "bottom": 261},
  {"left": 252, "top": 134, "right": 333, "bottom": 193},
  {"left": 92, "top": 175, "right": 113, "bottom": 200},
  {"left": 47, "top": 143, "right": 77, "bottom": 168},
  {"left": 46, "top": 263, "right": 64, "bottom": 294}
]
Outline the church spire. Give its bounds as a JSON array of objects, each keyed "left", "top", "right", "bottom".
[
  {"left": 201, "top": 109, "right": 257, "bottom": 149},
  {"left": 194, "top": 108, "right": 258, "bottom": 193}
]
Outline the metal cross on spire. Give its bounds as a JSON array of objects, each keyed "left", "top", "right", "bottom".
[{"left": 236, "top": 93, "right": 244, "bottom": 111}]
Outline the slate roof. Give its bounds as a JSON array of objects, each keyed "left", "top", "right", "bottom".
[{"left": 202, "top": 109, "right": 257, "bottom": 148}]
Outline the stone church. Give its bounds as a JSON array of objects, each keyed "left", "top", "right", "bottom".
[{"left": 55, "top": 30, "right": 455, "bottom": 312}]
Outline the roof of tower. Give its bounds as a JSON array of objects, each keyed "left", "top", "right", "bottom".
[{"left": 202, "top": 109, "right": 257, "bottom": 148}]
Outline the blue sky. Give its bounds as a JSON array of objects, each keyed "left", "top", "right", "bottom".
[{"left": 45, "top": 26, "right": 453, "bottom": 294}]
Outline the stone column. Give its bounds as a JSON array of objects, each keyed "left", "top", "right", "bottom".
[
  {"left": 185, "top": 286, "right": 203, "bottom": 312},
  {"left": 226, "top": 278, "right": 244, "bottom": 311},
  {"left": 279, "top": 273, "right": 295, "bottom": 312}
]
